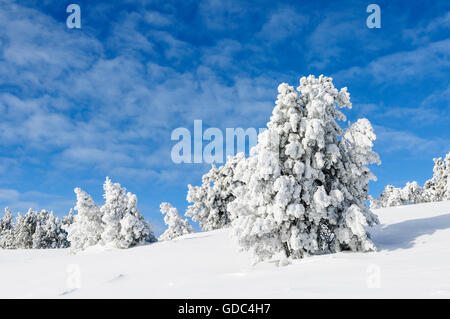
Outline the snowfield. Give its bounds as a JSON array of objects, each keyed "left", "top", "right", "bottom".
[{"left": 1, "top": 200, "right": 450, "bottom": 298}]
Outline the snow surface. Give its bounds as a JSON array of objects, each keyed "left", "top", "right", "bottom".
[{"left": 1, "top": 200, "right": 450, "bottom": 298}]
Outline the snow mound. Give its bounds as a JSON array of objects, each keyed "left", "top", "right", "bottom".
[{"left": 1, "top": 201, "right": 450, "bottom": 298}]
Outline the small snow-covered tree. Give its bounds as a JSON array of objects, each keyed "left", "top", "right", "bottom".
[
  {"left": 0, "top": 207, "right": 13, "bottom": 234},
  {"left": 0, "top": 207, "right": 15, "bottom": 249},
  {"left": 403, "top": 181, "right": 425, "bottom": 204},
  {"left": 159, "top": 202, "right": 193, "bottom": 240},
  {"left": 186, "top": 153, "right": 244, "bottom": 231},
  {"left": 66, "top": 188, "right": 104, "bottom": 252},
  {"left": 429, "top": 152, "right": 450, "bottom": 201},
  {"left": 118, "top": 191, "right": 156, "bottom": 248},
  {"left": 59, "top": 208, "right": 74, "bottom": 248},
  {"left": 101, "top": 177, "right": 156, "bottom": 248},
  {"left": 370, "top": 185, "right": 402, "bottom": 209},
  {"left": 32, "top": 210, "right": 68, "bottom": 249},
  {"left": 228, "top": 75, "right": 380, "bottom": 263},
  {"left": 13, "top": 209, "right": 38, "bottom": 249},
  {"left": 422, "top": 179, "right": 437, "bottom": 202},
  {"left": 62, "top": 208, "right": 75, "bottom": 228}
]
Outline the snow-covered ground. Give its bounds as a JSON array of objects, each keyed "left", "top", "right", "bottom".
[{"left": 1, "top": 200, "right": 450, "bottom": 298}]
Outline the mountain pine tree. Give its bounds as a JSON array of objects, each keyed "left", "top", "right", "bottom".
[
  {"left": 66, "top": 188, "right": 104, "bottom": 252},
  {"left": 0, "top": 207, "right": 15, "bottom": 249},
  {"left": 159, "top": 202, "right": 193, "bottom": 240},
  {"left": 186, "top": 153, "right": 244, "bottom": 231},
  {"left": 228, "top": 75, "right": 380, "bottom": 263},
  {"left": 101, "top": 177, "right": 156, "bottom": 248}
]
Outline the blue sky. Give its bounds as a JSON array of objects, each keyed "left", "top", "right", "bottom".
[{"left": 0, "top": 0, "right": 448, "bottom": 235}]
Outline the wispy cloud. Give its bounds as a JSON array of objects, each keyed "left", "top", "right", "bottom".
[
  {"left": 374, "top": 125, "right": 450, "bottom": 157},
  {"left": 336, "top": 39, "right": 450, "bottom": 83},
  {"left": 256, "top": 7, "right": 309, "bottom": 44}
]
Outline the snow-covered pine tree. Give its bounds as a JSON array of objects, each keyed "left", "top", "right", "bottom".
[
  {"left": 0, "top": 207, "right": 15, "bottom": 249},
  {"left": 422, "top": 179, "right": 437, "bottom": 202},
  {"left": 13, "top": 209, "right": 38, "bottom": 249},
  {"left": 31, "top": 210, "right": 70, "bottom": 249},
  {"left": 0, "top": 207, "right": 13, "bottom": 234},
  {"left": 402, "top": 181, "right": 425, "bottom": 204},
  {"left": 186, "top": 153, "right": 244, "bottom": 231},
  {"left": 228, "top": 75, "right": 380, "bottom": 263},
  {"left": 66, "top": 187, "right": 104, "bottom": 252},
  {"left": 42, "top": 211, "right": 67, "bottom": 248},
  {"left": 429, "top": 152, "right": 450, "bottom": 201},
  {"left": 59, "top": 208, "right": 74, "bottom": 248},
  {"left": 445, "top": 152, "right": 450, "bottom": 200},
  {"left": 62, "top": 208, "right": 75, "bottom": 228},
  {"left": 370, "top": 185, "right": 402, "bottom": 209},
  {"left": 118, "top": 191, "right": 157, "bottom": 248},
  {"left": 32, "top": 216, "right": 45, "bottom": 249},
  {"left": 101, "top": 177, "right": 156, "bottom": 249},
  {"left": 159, "top": 202, "right": 193, "bottom": 240}
]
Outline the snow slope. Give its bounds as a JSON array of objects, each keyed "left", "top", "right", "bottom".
[{"left": 1, "top": 201, "right": 450, "bottom": 298}]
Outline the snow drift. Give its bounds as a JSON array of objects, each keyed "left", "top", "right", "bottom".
[{"left": 1, "top": 200, "right": 450, "bottom": 298}]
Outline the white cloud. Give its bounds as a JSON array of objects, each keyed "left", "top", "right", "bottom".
[
  {"left": 374, "top": 125, "right": 450, "bottom": 157},
  {"left": 257, "top": 8, "right": 308, "bottom": 43},
  {"left": 336, "top": 39, "right": 450, "bottom": 82},
  {"left": 403, "top": 11, "right": 450, "bottom": 44}
]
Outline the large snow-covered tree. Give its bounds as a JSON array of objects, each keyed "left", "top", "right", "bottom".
[
  {"left": 101, "top": 177, "right": 156, "bottom": 249},
  {"left": 228, "top": 75, "right": 380, "bottom": 263},
  {"left": 66, "top": 187, "right": 104, "bottom": 252},
  {"left": 186, "top": 153, "right": 244, "bottom": 231},
  {"left": 159, "top": 202, "right": 193, "bottom": 241}
]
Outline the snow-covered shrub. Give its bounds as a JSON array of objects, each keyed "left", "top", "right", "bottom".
[
  {"left": 66, "top": 187, "right": 104, "bottom": 252},
  {"left": 159, "top": 202, "right": 193, "bottom": 240},
  {"left": 101, "top": 177, "right": 156, "bottom": 249},
  {"left": 186, "top": 153, "right": 244, "bottom": 231},
  {"left": 228, "top": 75, "right": 380, "bottom": 263}
]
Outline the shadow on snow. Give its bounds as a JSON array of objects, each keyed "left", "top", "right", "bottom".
[{"left": 370, "top": 213, "right": 450, "bottom": 251}]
